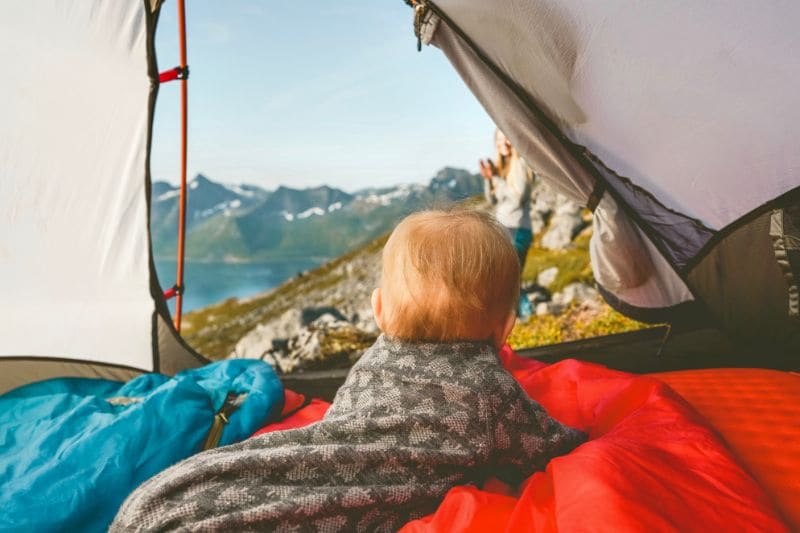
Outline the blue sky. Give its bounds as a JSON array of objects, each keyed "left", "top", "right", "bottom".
[{"left": 152, "top": 1, "right": 494, "bottom": 192}]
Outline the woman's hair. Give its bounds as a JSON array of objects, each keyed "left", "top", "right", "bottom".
[
  {"left": 380, "top": 207, "right": 520, "bottom": 342},
  {"left": 493, "top": 129, "right": 518, "bottom": 179}
]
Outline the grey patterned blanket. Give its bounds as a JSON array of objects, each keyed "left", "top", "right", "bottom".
[{"left": 111, "top": 336, "right": 585, "bottom": 532}]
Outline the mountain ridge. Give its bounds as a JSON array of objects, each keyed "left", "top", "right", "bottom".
[{"left": 151, "top": 167, "right": 482, "bottom": 263}]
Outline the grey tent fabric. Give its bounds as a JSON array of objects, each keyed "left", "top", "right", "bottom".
[
  {"left": 416, "top": 0, "right": 800, "bottom": 339},
  {"left": 689, "top": 213, "right": 800, "bottom": 347},
  {"left": 590, "top": 195, "right": 692, "bottom": 310},
  {"left": 0, "top": 360, "right": 142, "bottom": 395},
  {"left": 0, "top": 0, "right": 206, "bottom": 393}
]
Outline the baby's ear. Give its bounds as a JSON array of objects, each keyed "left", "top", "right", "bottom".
[
  {"left": 492, "top": 310, "right": 516, "bottom": 350},
  {"left": 371, "top": 288, "right": 384, "bottom": 332}
]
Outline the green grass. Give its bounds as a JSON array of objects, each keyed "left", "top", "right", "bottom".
[
  {"left": 521, "top": 233, "right": 594, "bottom": 292},
  {"left": 510, "top": 229, "right": 653, "bottom": 350},
  {"left": 508, "top": 302, "right": 650, "bottom": 350}
]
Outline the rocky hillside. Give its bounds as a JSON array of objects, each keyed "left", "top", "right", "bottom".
[
  {"left": 151, "top": 168, "right": 482, "bottom": 262},
  {"left": 181, "top": 178, "right": 648, "bottom": 373},
  {"left": 181, "top": 234, "right": 386, "bottom": 370}
]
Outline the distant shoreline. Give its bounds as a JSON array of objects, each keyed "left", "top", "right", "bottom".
[{"left": 154, "top": 257, "right": 324, "bottom": 313}]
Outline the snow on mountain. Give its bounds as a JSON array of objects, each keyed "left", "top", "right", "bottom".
[
  {"left": 357, "top": 183, "right": 424, "bottom": 206},
  {"left": 200, "top": 199, "right": 245, "bottom": 218},
  {"left": 224, "top": 184, "right": 261, "bottom": 198},
  {"left": 151, "top": 168, "right": 482, "bottom": 261},
  {"left": 296, "top": 207, "right": 326, "bottom": 219},
  {"left": 156, "top": 189, "right": 181, "bottom": 202}
]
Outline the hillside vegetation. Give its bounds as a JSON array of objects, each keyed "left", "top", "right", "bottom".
[{"left": 182, "top": 200, "right": 649, "bottom": 366}]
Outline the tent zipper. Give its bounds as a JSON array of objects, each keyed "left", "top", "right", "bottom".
[
  {"left": 201, "top": 391, "right": 242, "bottom": 451},
  {"left": 413, "top": 1, "right": 429, "bottom": 51}
]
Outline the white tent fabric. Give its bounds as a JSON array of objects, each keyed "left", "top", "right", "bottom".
[
  {"left": 423, "top": 0, "right": 800, "bottom": 229},
  {"left": 426, "top": 15, "right": 695, "bottom": 311},
  {"left": 0, "top": 1, "right": 175, "bottom": 376},
  {"left": 420, "top": 0, "right": 800, "bottom": 320}
]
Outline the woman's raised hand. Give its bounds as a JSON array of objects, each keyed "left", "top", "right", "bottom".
[{"left": 479, "top": 159, "right": 494, "bottom": 181}]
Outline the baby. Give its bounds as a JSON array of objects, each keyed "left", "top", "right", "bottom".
[{"left": 112, "top": 208, "right": 585, "bottom": 532}]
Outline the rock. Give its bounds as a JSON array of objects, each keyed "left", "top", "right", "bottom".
[
  {"left": 233, "top": 299, "right": 378, "bottom": 373},
  {"left": 536, "top": 301, "right": 565, "bottom": 316},
  {"left": 530, "top": 211, "right": 547, "bottom": 235},
  {"left": 231, "top": 308, "right": 301, "bottom": 359},
  {"left": 352, "top": 306, "right": 380, "bottom": 335},
  {"left": 301, "top": 306, "right": 348, "bottom": 326},
  {"left": 540, "top": 195, "right": 585, "bottom": 249},
  {"left": 311, "top": 314, "right": 343, "bottom": 328},
  {"left": 525, "top": 289, "right": 551, "bottom": 306},
  {"left": 549, "top": 282, "right": 598, "bottom": 310},
  {"left": 560, "top": 282, "right": 599, "bottom": 305},
  {"left": 521, "top": 281, "right": 551, "bottom": 306},
  {"left": 529, "top": 178, "right": 559, "bottom": 235},
  {"left": 283, "top": 329, "right": 324, "bottom": 371},
  {"left": 537, "top": 267, "right": 559, "bottom": 288},
  {"left": 530, "top": 178, "right": 559, "bottom": 218},
  {"left": 263, "top": 321, "right": 377, "bottom": 374}
]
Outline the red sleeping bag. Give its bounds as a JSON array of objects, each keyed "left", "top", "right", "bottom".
[{"left": 254, "top": 347, "right": 789, "bottom": 532}]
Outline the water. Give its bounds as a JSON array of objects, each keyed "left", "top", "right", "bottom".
[{"left": 155, "top": 259, "right": 322, "bottom": 314}]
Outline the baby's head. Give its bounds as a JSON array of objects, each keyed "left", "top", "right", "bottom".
[{"left": 372, "top": 208, "right": 520, "bottom": 348}]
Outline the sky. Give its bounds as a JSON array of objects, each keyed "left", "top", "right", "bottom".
[{"left": 152, "top": 1, "right": 495, "bottom": 192}]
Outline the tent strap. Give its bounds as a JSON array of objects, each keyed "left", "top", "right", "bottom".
[{"left": 586, "top": 181, "right": 605, "bottom": 213}]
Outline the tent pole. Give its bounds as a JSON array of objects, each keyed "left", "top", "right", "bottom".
[{"left": 174, "top": 0, "right": 189, "bottom": 332}]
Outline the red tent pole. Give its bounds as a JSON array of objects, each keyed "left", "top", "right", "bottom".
[{"left": 174, "top": 0, "right": 189, "bottom": 332}]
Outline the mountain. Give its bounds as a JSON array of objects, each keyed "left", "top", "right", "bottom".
[
  {"left": 150, "top": 167, "right": 482, "bottom": 262},
  {"left": 150, "top": 174, "right": 268, "bottom": 256},
  {"left": 256, "top": 185, "right": 354, "bottom": 219}
]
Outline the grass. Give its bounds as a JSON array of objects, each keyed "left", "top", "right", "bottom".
[
  {"left": 508, "top": 303, "right": 650, "bottom": 350},
  {"left": 521, "top": 232, "right": 594, "bottom": 291},
  {"left": 510, "top": 227, "right": 653, "bottom": 350}
]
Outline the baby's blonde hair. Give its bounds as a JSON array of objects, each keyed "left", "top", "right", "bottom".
[{"left": 380, "top": 208, "right": 520, "bottom": 342}]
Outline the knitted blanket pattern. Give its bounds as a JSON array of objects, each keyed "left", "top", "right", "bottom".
[{"left": 111, "top": 336, "right": 585, "bottom": 532}]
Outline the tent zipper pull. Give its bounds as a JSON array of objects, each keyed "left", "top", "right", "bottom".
[
  {"left": 201, "top": 391, "right": 242, "bottom": 451},
  {"left": 414, "top": 2, "right": 428, "bottom": 52}
]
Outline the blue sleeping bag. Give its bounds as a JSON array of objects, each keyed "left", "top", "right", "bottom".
[{"left": 0, "top": 359, "right": 284, "bottom": 532}]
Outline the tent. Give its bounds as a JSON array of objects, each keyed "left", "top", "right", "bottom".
[
  {"left": 1, "top": 0, "right": 798, "bottom": 393},
  {"left": 1, "top": 0, "right": 798, "bottom": 529},
  {"left": 408, "top": 0, "right": 800, "bottom": 355},
  {"left": 1, "top": 0, "right": 798, "bottom": 394},
  {"left": 0, "top": 1, "right": 207, "bottom": 394}
]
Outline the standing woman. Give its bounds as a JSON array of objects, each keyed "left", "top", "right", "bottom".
[{"left": 480, "top": 129, "right": 534, "bottom": 317}]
